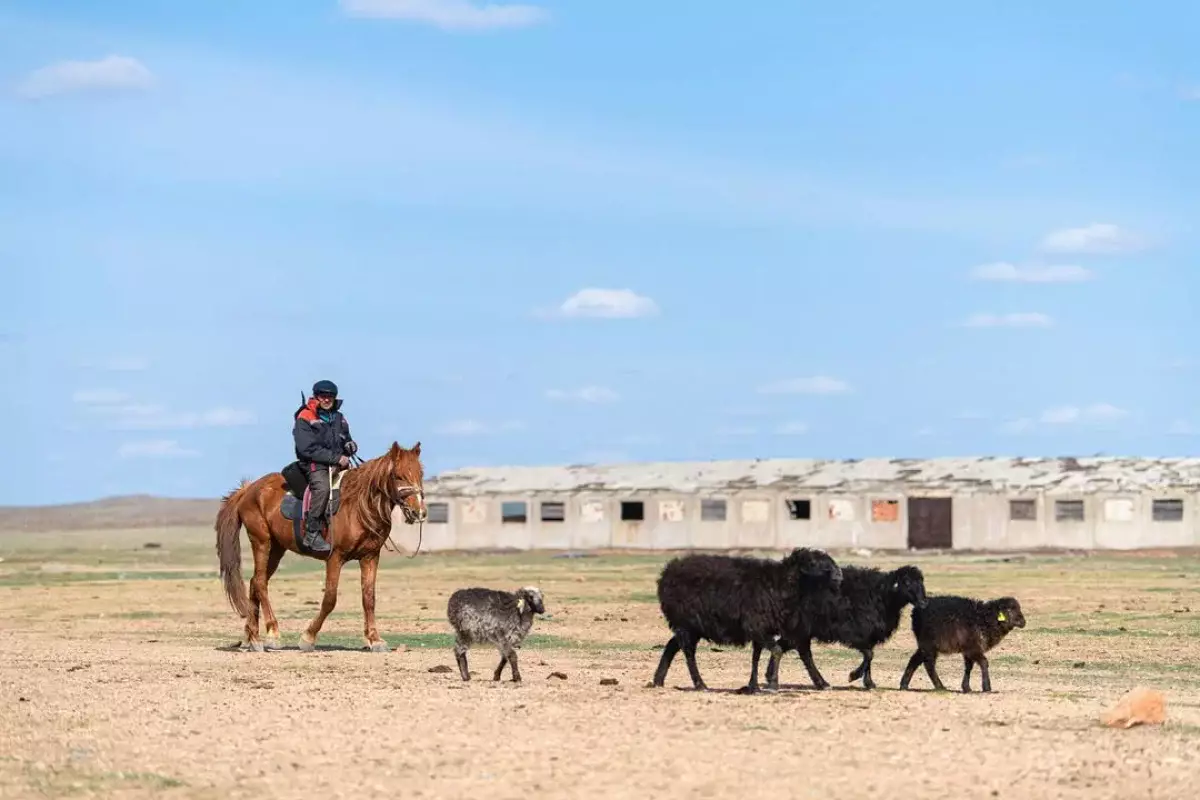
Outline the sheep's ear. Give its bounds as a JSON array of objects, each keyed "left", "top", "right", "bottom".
[{"left": 997, "top": 610, "right": 1007, "bottom": 622}]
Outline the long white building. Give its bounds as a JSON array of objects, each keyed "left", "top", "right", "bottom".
[{"left": 413, "top": 456, "right": 1200, "bottom": 552}]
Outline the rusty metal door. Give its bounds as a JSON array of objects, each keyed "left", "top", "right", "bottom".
[{"left": 907, "top": 497, "right": 952, "bottom": 549}]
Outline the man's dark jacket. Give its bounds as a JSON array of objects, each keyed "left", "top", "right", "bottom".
[{"left": 293, "top": 396, "right": 353, "bottom": 467}]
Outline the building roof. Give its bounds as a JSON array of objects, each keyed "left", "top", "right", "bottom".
[{"left": 426, "top": 456, "right": 1200, "bottom": 497}]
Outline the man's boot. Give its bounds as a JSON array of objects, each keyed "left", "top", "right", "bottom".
[{"left": 302, "top": 518, "right": 331, "bottom": 553}]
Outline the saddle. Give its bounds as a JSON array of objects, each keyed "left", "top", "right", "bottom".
[{"left": 279, "top": 460, "right": 345, "bottom": 554}]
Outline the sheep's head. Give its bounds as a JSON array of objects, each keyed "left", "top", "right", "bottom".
[
  {"left": 785, "top": 547, "right": 843, "bottom": 590},
  {"left": 891, "top": 565, "right": 927, "bottom": 609},
  {"left": 992, "top": 596, "right": 1026, "bottom": 630},
  {"left": 515, "top": 586, "right": 545, "bottom": 616}
]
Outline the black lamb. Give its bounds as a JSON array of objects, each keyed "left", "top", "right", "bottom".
[
  {"left": 651, "top": 547, "right": 843, "bottom": 693},
  {"left": 765, "top": 564, "right": 927, "bottom": 690},
  {"left": 899, "top": 594, "right": 1026, "bottom": 693}
]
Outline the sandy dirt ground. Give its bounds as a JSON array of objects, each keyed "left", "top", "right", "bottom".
[{"left": 2, "top": 528, "right": 1199, "bottom": 799}]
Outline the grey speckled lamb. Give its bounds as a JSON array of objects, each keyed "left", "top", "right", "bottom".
[{"left": 447, "top": 586, "right": 546, "bottom": 682}]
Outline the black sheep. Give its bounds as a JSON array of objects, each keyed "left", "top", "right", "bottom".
[
  {"left": 651, "top": 547, "right": 843, "bottom": 693},
  {"left": 765, "top": 564, "right": 927, "bottom": 690},
  {"left": 899, "top": 594, "right": 1026, "bottom": 693}
]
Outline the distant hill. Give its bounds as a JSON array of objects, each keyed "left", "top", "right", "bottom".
[{"left": 0, "top": 494, "right": 221, "bottom": 532}]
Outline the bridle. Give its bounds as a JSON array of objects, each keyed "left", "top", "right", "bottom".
[{"left": 346, "top": 453, "right": 426, "bottom": 558}]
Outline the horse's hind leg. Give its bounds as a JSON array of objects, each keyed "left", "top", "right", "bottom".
[
  {"left": 259, "top": 543, "right": 286, "bottom": 649},
  {"left": 243, "top": 537, "right": 272, "bottom": 652}
]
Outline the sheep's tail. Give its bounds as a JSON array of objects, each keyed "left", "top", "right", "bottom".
[{"left": 215, "top": 479, "right": 253, "bottom": 619}]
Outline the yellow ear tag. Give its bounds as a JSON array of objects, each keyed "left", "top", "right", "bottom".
[
  {"left": 997, "top": 611, "right": 1007, "bottom": 622},
  {"left": 517, "top": 598, "right": 526, "bottom": 613}
]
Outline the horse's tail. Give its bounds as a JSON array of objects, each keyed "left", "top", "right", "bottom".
[{"left": 215, "top": 479, "right": 253, "bottom": 619}]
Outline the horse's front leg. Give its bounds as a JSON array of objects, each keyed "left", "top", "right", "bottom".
[
  {"left": 360, "top": 553, "right": 389, "bottom": 652},
  {"left": 299, "top": 551, "right": 344, "bottom": 651}
]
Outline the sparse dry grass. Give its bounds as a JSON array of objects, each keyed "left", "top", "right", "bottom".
[{"left": 2, "top": 526, "right": 1200, "bottom": 799}]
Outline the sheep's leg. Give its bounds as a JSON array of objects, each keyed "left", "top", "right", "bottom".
[
  {"left": 676, "top": 630, "right": 707, "bottom": 690},
  {"left": 795, "top": 638, "right": 830, "bottom": 690},
  {"left": 652, "top": 636, "right": 681, "bottom": 687},
  {"left": 961, "top": 655, "right": 974, "bottom": 692},
  {"left": 454, "top": 636, "right": 471, "bottom": 681},
  {"left": 737, "top": 641, "right": 765, "bottom": 694},
  {"left": 921, "top": 651, "right": 946, "bottom": 691},
  {"left": 978, "top": 655, "right": 992, "bottom": 692},
  {"left": 493, "top": 652, "right": 509, "bottom": 681},
  {"left": 506, "top": 648, "right": 522, "bottom": 683},
  {"left": 857, "top": 648, "right": 876, "bottom": 690},
  {"left": 900, "top": 650, "right": 922, "bottom": 689}
]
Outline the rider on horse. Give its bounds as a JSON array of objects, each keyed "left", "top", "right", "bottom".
[{"left": 292, "top": 379, "right": 357, "bottom": 554}]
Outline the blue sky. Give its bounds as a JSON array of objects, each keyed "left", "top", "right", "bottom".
[{"left": 3, "top": 0, "right": 1198, "bottom": 505}]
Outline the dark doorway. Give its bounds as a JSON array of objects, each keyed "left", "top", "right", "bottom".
[{"left": 907, "top": 497, "right": 952, "bottom": 549}]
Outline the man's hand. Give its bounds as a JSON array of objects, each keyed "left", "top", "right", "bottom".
[
  {"left": 338, "top": 455, "right": 351, "bottom": 468},
  {"left": 344, "top": 440, "right": 358, "bottom": 456}
]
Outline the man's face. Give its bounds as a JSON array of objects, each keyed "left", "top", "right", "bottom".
[{"left": 316, "top": 393, "right": 335, "bottom": 410}]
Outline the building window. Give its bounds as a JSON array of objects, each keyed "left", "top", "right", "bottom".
[
  {"left": 1009, "top": 499, "right": 1036, "bottom": 521},
  {"left": 1152, "top": 499, "right": 1184, "bottom": 522},
  {"left": 540, "top": 501, "right": 565, "bottom": 522},
  {"left": 501, "top": 501, "right": 528, "bottom": 523},
  {"left": 1055, "top": 500, "right": 1084, "bottom": 522},
  {"left": 620, "top": 501, "right": 645, "bottom": 521},
  {"left": 871, "top": 499, "right": 899, "bottom": 522},
  {"left": 700, "top": 499, "right": 727, "bottom": 521},
  {"left": 426, "top": 502, "right": 449, "bottom": 524},
  {"left": 785, "top": 499, "right": 812, "bottom": 520}
]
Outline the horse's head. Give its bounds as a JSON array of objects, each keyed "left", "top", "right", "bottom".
[{"left": 387, "top": 440, "right": 427, "bottom": 524}]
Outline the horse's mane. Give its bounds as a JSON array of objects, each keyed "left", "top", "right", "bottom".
[{"left": 338, "top": 447, "right": 421, "bottom": 534}]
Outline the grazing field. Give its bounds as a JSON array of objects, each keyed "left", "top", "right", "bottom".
[{"left": 2, "top": 526, "right": 1200, "bottom": 799}]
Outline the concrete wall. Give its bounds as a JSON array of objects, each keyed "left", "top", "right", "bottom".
[{"left": 407, "top": 488, "right": 1200, "bottom": 552}]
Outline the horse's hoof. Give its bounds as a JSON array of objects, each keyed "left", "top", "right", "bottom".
[
  {"left": 368, "top": 641, "right": 390, "bottom": 653},
  {"left": 298, "top": 635, "right": 316, "bottom": 652},
  {"left": 264, "top": 639, "right": 282, "bottom": 651},
  {"left": 735, "top": 685, "right": 759, "bottom": 695}
]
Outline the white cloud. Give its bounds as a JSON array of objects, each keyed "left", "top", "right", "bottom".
[
  {"left": 775, "top": 421, "right": 809, "bottom": 435},
  {"left": 543, "top": 288, "right": 660, "bottom": 319},
  {"left": 73, "top": 389, "right": 254, "bottom": 429},
  {"left": 756, "top": 376, "right": 851, "bottom": 395},
  {"left": 1039, "top": 403, "right": 1128, "bottom": 425},
  {"left": 117, "top": 439, "right": 199, "bottom": 459},
  {"left": 1039, "top": 223, "right": 1147, "bottom": 255},
  {"left": 1169, "top": 420, "right": 1198, "bottom": 436},
  {"left": 1001, "top": 418, "right": 1035, "bottom": 435},
  {"left": 545, "top": 386, "right": 620, "bottom": 403},
  {"left": 17, "top": 55, "right": 155, "bottom": 100},
  {"left": 969, "top": 262, "right": 1094, "bottom": 283},
  {"left": 1002, "top": 403, "right": 1128, "bottom": 434},
  {"left": 435, "top": 418, "right": 524, "bottom": 435},
  {"left": 962, "top": 312, "right": 1053, "bottom": 328},
  {"left": 73, "top": 389, "right": 132, "bottom": 406},
  {"left": 339, "top": 0, "right": 548, "bottom": 31}
]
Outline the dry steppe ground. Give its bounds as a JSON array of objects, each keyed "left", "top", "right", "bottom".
[{"left": 2, "top": 522, "right": 1200, "bottom": 799}]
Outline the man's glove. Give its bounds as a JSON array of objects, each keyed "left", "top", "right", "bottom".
[{"left": 344, "top": 440, "right": 358, "bottom": 456}]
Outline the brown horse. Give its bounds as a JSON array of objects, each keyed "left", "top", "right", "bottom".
[{"left": 214, "top": 441, "right": 427, "bottom": 653}]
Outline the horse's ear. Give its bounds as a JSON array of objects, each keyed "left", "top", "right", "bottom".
[
  {"left": 412, "top": 440, "right": 421, "bottom": 456},
  {"left": 389, "top": 441, "right": 401, "bottom": 459}
]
